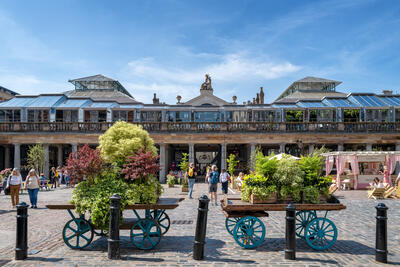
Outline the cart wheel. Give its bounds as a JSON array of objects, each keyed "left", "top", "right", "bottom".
[
  {"left": 131, "top": 218, "right": 161, "bottom": 250},
  {"left": 233, "top": 216, "right": 265, "bottom": 249},
  {"left": 295, "top": 211, "right": 316, "bottom": 239},
  {"left": 305, "top": 217, "right": 338, "bottom": 250},
  {"left": 150, "top": 210, "right": 171, "bottom": 236},
  {"left": 225, "top": 217, "right": 240, "bottom": 236},
  {"left": 62, "top": 218, "right": 94, "bottom": 249}
]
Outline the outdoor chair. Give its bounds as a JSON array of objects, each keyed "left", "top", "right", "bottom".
[
  {"left": 329, "top": 184, "right": 338, "bottom": 195},
  {"left": 384, "top": 186, "right": 397, "bottom": 199},
  {"left": 367, "top": 187, "right": 386, "bottom": 200}
]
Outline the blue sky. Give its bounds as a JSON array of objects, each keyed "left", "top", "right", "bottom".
[{"left": 0, "top": 0, "right": 400, "bottom": 104}]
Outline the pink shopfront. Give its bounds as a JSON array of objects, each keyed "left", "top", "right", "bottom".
[{"left": 322, "top": 151, "right": 400, "bottom": 190}]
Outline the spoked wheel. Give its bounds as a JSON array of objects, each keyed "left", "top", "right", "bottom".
[
  {"left": 295, "top": 211, "right": 316, "bottom": 238},
  {"left": 225, "top": 217, "right": 240, "bottom": 236},
  {"left": 62, "top": 218, "right": 94, "bottom": 249},
  {"left": 305, "top": 217, "right": 338, "bottom": 250},
  {"left": 150, "top": 210, "right": 170, "bottom": 236},
  {"left": 233, "top": 216, "right": 265, "bottom": 249},
  {"left": 131, "top": 218, "right": 162, "bottom": 250}
]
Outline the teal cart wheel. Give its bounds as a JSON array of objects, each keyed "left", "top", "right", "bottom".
[
  {"left": 150, "top": 210, "right": 170, "bottom": 236},
  {"left": 305, "top": 217, "right": 338, "bottom": 250},
  {"left": 233, "top": 216, "right": 265, "bottom": 249},
  {"left": 295, "top": 211, "right": 316, "bottom": 239},
  {"left": 62, "top": 218, "right": 94, "bottom": 249},
  {"left": 225, "top": 217, "right": 240, "bottom": 236},
  {"left": 131, "top": 218, "right": 161, "bottom": 250}
]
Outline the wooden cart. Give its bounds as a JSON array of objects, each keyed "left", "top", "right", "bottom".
[
  {"left": 221, "top": 197, "right": 346, "bottom": 250},
  {"left": 47, "top": 198, "right": 184, "bottom": 250}
]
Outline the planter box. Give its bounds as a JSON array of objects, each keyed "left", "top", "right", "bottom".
[
  {"left": 168, "top": 184, "right": 174, "bottom": 188},
  {"left": 319, "top": 194, "right": 328, "bottom": 203},
  {"left": 281, "top": 195, "right": 294, "bottom": 204},
  {"left": 181, "top": 186, "right": 189, "bottom": 192},
  {"left": 250, "top": 192, "right": 278, "bottom": 204}
]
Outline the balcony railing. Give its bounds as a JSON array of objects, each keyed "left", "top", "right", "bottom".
[{"left": 0, "top": 122, "right": 400, "bottom": 133}]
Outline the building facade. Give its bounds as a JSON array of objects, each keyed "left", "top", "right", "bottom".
[{"left": 1, "top": 74, "right": 399, "bottom": 180}]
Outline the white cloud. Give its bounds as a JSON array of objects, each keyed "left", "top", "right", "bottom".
[{"left": 122, "top": 53, "right": 301, "bottom": 103}]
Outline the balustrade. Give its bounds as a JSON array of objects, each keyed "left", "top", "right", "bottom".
[{"left": 0, "top": 121, "right": 398, "bottom": 133}]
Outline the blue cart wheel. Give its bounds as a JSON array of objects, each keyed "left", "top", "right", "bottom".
[
  {"left": 295, "top": 211, "right": 316, "bottom": 239},
  {"left": 62, "top": 218, "right": 94, "bottom": 249},
  {"left": 150, "top": 210, "right": 170, "bottom": 236},
  {"left": 225, "top": 217, "right": 240, "bottom": 236},
  {"left": 305, "top": 217, "right": 338, "bottom": 250},
  {"left": 131, "top": 218, "right": 161, "bottom": 250},
  {"left": 233, "top": 216, "right": 265, "bottom": 249}
]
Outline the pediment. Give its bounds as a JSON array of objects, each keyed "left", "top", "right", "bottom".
[{"left": 184, "top": 94, "right": 229, "bottom": 106}]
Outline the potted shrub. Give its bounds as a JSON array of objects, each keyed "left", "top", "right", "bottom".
[
  {"left": 166, "top": 174, "right": 176, "bottom": 188},
  {"left": 280, "top": 185, "right": 301, "bottom": 203},
  {"left": 227, "top": 154, "right": 239, "bottom": 189},
  {"left": 250, "top": 185, "right": 278, "bottom": 204},
  {"left": 273, "top": 156, "right": 303, "bottom": 203}
]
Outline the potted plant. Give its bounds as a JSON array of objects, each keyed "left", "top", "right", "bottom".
[
  {"left": 166, "top": 173, "right": 176, "bottom": 188},
  {"left": 273, "top": 156, "right": 303, "bottom": 203},
  {"left": 178, "top": 153, "right": 189, "bottom": 192},
  {"left": 227, "top": 154, "right": 239, "bottom": 189},
  {"left": 251, "top": 185, "right": 278, "bottom": 204}
]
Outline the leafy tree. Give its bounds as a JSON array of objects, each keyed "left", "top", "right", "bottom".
[
  {"left": 227, "top": 154, "right": 239, "bottom": 176},
  {"left": 27, "top": 144, "right": 45, "bottom": 173},
  {"left": 64, "top": 144, "right": 104, "bottom": 185},
  {"left": 249, "top": 146, "right": 261, "bottom": 171},
  {"left": 98, "top": 121, "right": 157, "bottom": 167},
  {"left": 121, "top": 148, "right": 160, "bottom": 183},
  {"left": 178, "top": 152, "right": 189, "bottom": 172}
]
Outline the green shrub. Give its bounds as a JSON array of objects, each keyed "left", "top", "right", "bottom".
[
  {"left": 303, "top": 186, "right": 320, "bottom": 204},
  {"left": 273, "top": 156, "right": 303, "bottom": 187},
  {"left": 255, "top": 152, "right": 278, "bottom": 180},
  {"left": 252, "top": 185, "right": 277, "bottom": 200},
  {"left": 167, "top": 174, "right": 175, "bottom": 186},
  {"left": 241, "top": 186, "right": 252, "bottom": 202}
]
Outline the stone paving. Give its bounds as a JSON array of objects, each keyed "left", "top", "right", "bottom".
[{"left": 0, "top": 184, "right": 399, "bottom": 266}]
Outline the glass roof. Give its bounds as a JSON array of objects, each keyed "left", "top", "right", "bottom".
[
  {"left": 297, "top": 101, "right": 327, "bottom": 108},
  {"left": 380, "top": 96, "right": 400, "bottom": 107},
  {"left": 322, "top": 98, "right": 360, "bottom": 108},
  {"left": 271, "top": 104, "right": 300, "bottom": 109},
  {"left": 89, "top": 102, "right": 118, "bottom": 108},
  {"left": 349, "top": 95, "right": 387, "bottom": 107},
  {"left": 0, "top": 97, "right": 36, "bottom": 107},
  {"left": 26, "top": 95, "right": 64, "bottom": 108},
  {"left": 118, "top": 104, "right": 143, "bottom": 109},
  {"left": 57, "top": 99, "right": 92, "bottom": 108}
]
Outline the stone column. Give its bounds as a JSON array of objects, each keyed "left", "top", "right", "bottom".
[
  {"left": 366, "top": 144, "right": 372, "bottom": 151},
  {"left": 308, "top": 144, "right": 315, "bottom": 155},
  {"left": 13, "top": 143, "right": 21, "bottom": 169},
  {"left": 396, "top": 143, "right": 400, "bottom": 151},
  {"left": 280, "top": 143, "right": 286, "bottom": 153},
  {"left": 57, "top": 145, "right": 63, "bottom": 167},
  {"left": 189, "top": 143, "right": 195, "bottom": 164},
  {"left": 249, "top": 143, "right": 256, "bottom": 171},
  {"left": 71, "top": 143, "right": 78, "bottom": 153},
  {"left": 338, "top": 143, "right": 344, "bottom": 151},
  {"left": 4, "top": 145, "right": 10, "bottom": 168},
  {"left": 44, "top": 144, "right": 50, "bottom": 179},
  {"left": 221, "top": 143, "right": 227, "bottom": 170},
  {"left": 159, "top": 144, "right": 167, "bottom": 183}
]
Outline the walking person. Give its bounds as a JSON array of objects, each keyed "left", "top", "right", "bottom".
[
  {"left": 6, "top": 168, "right": 23, "bottom": 208},
  {"left": 186, "top": 162, "right": 197, "bottom": 199},
  {"left": 57, "top": 166, "right": 63, "bottom": 185},
  {"left": 25, "top": 169, "right": 40, "bottom": 208},
  {"left": 208, "top": 165, "right": 219, "bottom": 205},
  {"left": 50, "top": 167, "right": 57, "bottom": 189},
  {"left": 220, "top": 168, "right": 230, "bottom": 195}
]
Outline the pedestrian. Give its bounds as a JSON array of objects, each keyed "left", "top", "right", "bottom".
[
  {"left": 208, "top": 165, "right": 219, "bottom": 205},
  {"left": 57, "top": 166, "right": 63, "bottom": 185},
  {"left": 50, "top": 167, "right": 57, "bottom": 189},
  {"left": 25, "top": 169, "right": 40, "bottom": 208},
  {"left": 6, "top": 168, "right": 23, "bottom": 208},
  {"left": 220, "top": 168, "right": 230, "bottom": 195},
  {"left": 186, "top": 162, "right": 197, "bottom": 199}
]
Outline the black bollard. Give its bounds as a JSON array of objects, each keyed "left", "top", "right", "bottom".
[
  {"left": 285, "top": 203, "right": 296, "bottom": 260},
  {"left": 193, "top": 195, "right": 210, "bottom": 260},
  {"left": 108, "top": 194, "right": 121, "bottom": 260},
  {"left": 15, "top": 202, "right": 29, "bottom": 260},
  {"left": 375, "top": 203, "right": 388, "bottom": 263}
]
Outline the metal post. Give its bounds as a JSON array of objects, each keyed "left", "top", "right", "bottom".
[
  {"left": 15, "top": 202, "right": 28, "bottom": 260},
  {"left": 285, "top": 203, "right": 296, "bottom": 260},
  {"left": 193, "top": 195, "right": 210, "bottom": 260},
  {"left": 376, "top": 203, "right": 388, "bottom": 263},
  {"left": 108, "top": 194, "right": 121, "bottom": 260}
]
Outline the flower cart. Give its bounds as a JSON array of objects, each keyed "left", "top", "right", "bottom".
[
  {"left": 221, "top": 197, "right": 346, "bottom": 250},
  {"left": 47, "top": 198, "right": 184, "bottom": 250}
]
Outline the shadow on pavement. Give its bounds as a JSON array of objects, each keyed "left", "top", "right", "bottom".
[
  {"left": 24, "top": 257, "right": 64, "bottom": 262},
  {"left": 0, "top": 210, "right": 15, "bottom": 215},
  {"left": 122, "top": 256, "right": 164, "bottom": 262},
  {"left": 0, "top": 260, "right": 11, "bottom": 267},
  {"left": 203, "top": 256, "right": 255, "bottom": 264}
]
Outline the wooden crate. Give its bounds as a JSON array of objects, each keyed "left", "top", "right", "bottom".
[{"left": 250, "top": 193, "right": 278, "bottom": 204}]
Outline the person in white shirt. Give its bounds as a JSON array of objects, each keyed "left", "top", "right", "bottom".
[
  {"left": 6, "top": 168, "right": 23, "bottom": 208},
  {"left": 25, "top": 169, "right": 40, "bottom": 208},
  {"left": 219, "top": 169, "right": 230, "bottom": 195}
]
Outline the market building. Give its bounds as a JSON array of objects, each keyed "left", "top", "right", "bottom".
[{"left": 0, "top": 74, "right": 399, "bottom": 180}]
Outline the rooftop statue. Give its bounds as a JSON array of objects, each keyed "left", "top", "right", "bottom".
[{"left": 201, "top": 74, "right": 212, "bottom": 90}]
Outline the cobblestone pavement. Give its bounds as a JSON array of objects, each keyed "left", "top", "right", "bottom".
[{"left": 0, "top": 184, "right": 399, "bottom": 266}]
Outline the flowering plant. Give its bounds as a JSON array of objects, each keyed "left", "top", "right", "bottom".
[{"left": 0, "top": 168, "right": 12, "bottom": 178}]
